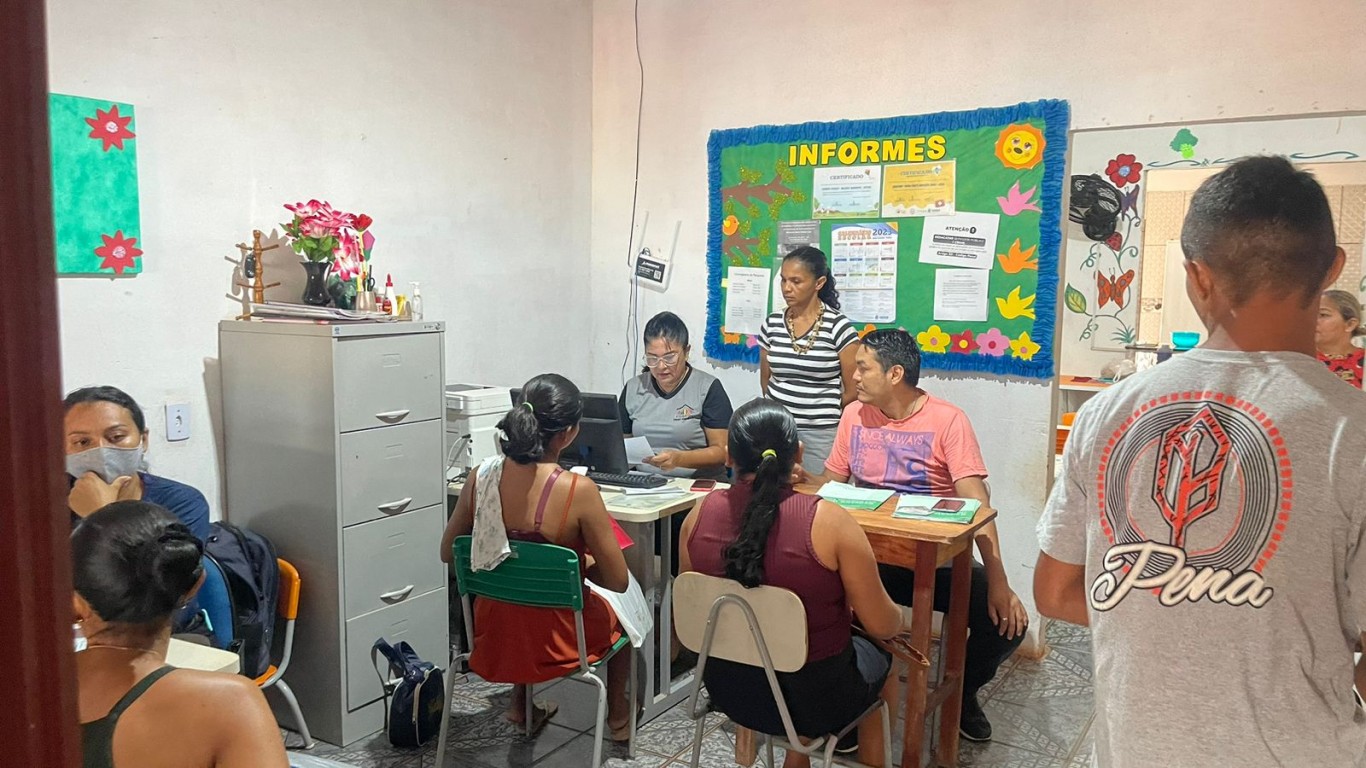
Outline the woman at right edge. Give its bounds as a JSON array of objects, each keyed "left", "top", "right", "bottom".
[{"left": 760, "top": 246, "right": 860, "bottom": 476}]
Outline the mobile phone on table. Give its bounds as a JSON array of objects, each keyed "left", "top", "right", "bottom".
[
  {"left": 690, "top": 479, "right": 717, "bottom": 492},
  {"left": 931, "top": 498, "right": 965, "bottom": 513}
]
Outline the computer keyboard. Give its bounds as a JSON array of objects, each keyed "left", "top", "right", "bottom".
[{"left": 586, "top": 470, "right": 668, "bottom": 489}]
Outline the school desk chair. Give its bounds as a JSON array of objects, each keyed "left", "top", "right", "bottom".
[
  {"left": 673, "top": 571, "right": 896, "bottom": 768},
  {"left": 439, "top": 536, "right": 636, "bottom": 768},
  {"left": 258, "top": 558, "right": 314, "bottom": 749}
]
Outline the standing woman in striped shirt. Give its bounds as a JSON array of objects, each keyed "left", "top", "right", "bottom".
[{"left": 759, "top": 246, "right": 860, "bottom": 475}]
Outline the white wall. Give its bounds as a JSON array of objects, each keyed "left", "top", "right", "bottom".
[
  {"left": 588, "top": 0, "right": 1366, "bottom": 643},
  {"left": 48, "top": 0, "right": 593, "bottom": 518}
]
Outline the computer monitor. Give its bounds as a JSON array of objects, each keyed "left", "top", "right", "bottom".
[{"left": 508, "top": 389, "right": 629, "bottom": 474}]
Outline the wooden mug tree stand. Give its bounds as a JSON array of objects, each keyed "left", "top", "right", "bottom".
[{"left": 233, "top": 230, "right": 280, "bottom": 320}]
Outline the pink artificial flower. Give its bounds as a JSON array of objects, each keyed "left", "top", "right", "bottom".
[
  {"left": 333, "top": 232, "right": 363, "bottom": 280},
  {"left": 303, "top": 218, "right": 334, "bottom": 239},
  {"left": 976, "top": 328, "right": 1010, "bottom": 357},
  {"left": 285, "top": 199, "right": 323, "bottom": 217},
  {"left": 316, "top": 208, "right": 356, "bottom": 231},
  {"left": 361, "top": 229, "right": 376, "bottom": 257}
]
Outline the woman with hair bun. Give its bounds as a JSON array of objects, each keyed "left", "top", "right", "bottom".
[
  {"left": 74, "top": 501, "right": 286, "bottom": 768},
  {"left": 441, "top": 373, "right": 633, "bottom": 738}
]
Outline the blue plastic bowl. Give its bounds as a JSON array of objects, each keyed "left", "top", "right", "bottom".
[{"left": 1172, "top": 331, "right": 1200, "bottom": 350}]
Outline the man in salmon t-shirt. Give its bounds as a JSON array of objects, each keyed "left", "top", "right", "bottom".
[{"left": 796, "top": 329, "right": 1027, "bottom": 742}]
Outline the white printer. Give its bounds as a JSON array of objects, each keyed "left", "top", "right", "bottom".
[{"left": 444, "top": 383, "right": 513, "bottom": 479}]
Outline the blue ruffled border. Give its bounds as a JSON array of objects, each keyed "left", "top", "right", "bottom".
[{"left": 703, "top": 99, "right": 1070, "bottom": 380}]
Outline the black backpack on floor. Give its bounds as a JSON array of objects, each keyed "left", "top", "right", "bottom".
[{"left": 205, "top": 521, "right": 280, "bottom": 678}]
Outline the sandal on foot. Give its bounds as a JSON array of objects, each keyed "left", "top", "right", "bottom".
[{"left": 507, "top": 701, "right": 559, "bottom": 735}]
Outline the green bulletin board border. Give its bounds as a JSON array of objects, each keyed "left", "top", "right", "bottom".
[{"left": 704, "top": 99, "right": 1069, "bottom": 380}]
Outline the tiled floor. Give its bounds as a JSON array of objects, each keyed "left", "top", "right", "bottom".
[{"left": 291, "top": 621, "right": 1094, "bottom": 768}]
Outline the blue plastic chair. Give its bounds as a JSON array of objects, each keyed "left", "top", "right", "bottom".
[{"left": 198, "top": 554, "right": 235, "bottom": 650}]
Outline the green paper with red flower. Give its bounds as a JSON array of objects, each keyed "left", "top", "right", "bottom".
[{"left": 49, "top": 93, "right": 142, "bottom": 275}]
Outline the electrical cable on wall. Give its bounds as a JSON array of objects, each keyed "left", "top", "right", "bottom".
[{"left": 619, "top": 0, "right": 645, "bottom": 385}]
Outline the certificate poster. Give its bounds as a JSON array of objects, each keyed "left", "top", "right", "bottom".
[
  {"left": 831, "top": 222, "right": 897, "bottom": 323},
  {"left": 882, "top": 160, "right": 956, "bottom": 217},
  {"left": 812, "top": 165, "right": 882, "bottom": 219},
  {"left": 918, "top": 210, "right": 1001, "bottom": 270}
]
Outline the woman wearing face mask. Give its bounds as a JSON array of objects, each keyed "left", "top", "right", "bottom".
[
  {"left": 619, "top": 312, "right": 733, "bottom": 480},
  {"left": 65, "top": 386, "right": 210, "bottom": 540},
  {"left": 74, "top": 501, "right": 287, "bottom": 768},
  {"left": 759, "top": 246, "right": 860, "bottom": 476},
  {"left": 1316, "top": 289, "right": 1365, "bottom": 388}
]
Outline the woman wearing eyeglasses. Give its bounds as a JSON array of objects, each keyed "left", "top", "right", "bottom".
[{"left": 618, "top": 311, "right": 734, "bottom": 481}]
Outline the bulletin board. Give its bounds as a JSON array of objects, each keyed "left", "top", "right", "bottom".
[{"left": 704, "top": 100, "right": 1069, "bottom": 379}]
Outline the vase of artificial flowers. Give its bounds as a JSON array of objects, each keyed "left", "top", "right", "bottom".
[{"left": 281, "top": 200, "right": 374, "bottom": 306}]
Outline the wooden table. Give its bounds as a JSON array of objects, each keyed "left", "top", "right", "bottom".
[
  {"left": 166, "top": 637, "right": 240, "bottom": 674},
  {"left": 736, "top": 487, "right": 996, "bottom": 768}
]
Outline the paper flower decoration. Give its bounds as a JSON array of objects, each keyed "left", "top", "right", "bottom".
[
  {"left": 996, "top": 286, "right": 1037, "bottom": 320},
  {"left": 994, "top": 124, "right": 1045, "bottom": 170},
  {"left": 1105, "top": 153, "right": 1143, "bottom": 186},
  {"left": 996, "top": 181, "right": 1041, "bottom": 216},
  {"left": 916, "top": 325, "right": 951, "bottom": 354},
  {"left": 85, "top": 105, "right": 136, "bottom": 152},
  {"left": 997, "top": 239, "right": 1039, "bottom": 274},
  {"left": 1009, "top": 331, "right": 1042, "bottom": 361},
  {"left": 976, "top": 328, "right": 1009, "bottom": 356},
  {"left": 722, "top": 327, "right": 741, "bottom": 345},
  {"left": 857, "top": 324, "right": 877, "bottom": 339},
  {"left": 94, "top": 230, "right": 142, "bottom": 274},
  {"left": 948, "top": 329, "right": 976, "bottom": 355}
]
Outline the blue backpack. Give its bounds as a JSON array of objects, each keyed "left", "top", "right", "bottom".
[
  {"left": 372, "top": 638, "right": 445, "bottom": 747},
  {"left": 204, "top": 521, "right": 279, "bottom": 678}
]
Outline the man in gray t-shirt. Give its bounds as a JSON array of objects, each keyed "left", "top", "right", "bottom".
[{"left": 1036, "top": 156, "right": 1366, "bottom": 767}]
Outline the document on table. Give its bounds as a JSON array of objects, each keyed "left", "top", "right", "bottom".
[
  {"left": 816, "top": 481, "right": 895, "bottom": 510},
  {"left": 625, "top": 436, "right": 656, "bottom": 465}
]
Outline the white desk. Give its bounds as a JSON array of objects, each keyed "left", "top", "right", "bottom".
[
  {"left": 447, "top": 477, "right": 713, "bottom": 724},
  {"left": 166, "top": 638, "right": 241, "bottom": 674}
]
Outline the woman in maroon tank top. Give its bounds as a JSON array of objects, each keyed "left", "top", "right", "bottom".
[{"left": 679, "top": 399, "right": 908, "bottom": 767}]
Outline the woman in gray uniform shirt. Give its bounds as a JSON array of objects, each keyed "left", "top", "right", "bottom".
[{"left": 619, "top": 312, "right": 733, "bottom": 480}]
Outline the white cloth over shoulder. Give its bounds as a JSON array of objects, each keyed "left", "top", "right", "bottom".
[{"left": 470, "top": 455, "right": 511, "bottom": 572}]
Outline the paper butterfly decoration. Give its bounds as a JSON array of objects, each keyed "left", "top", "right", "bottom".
[{"left": 1097, "top": 269, "right": 1136, "bottom": 309}]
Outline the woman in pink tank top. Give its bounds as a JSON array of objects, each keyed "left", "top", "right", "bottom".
[{"left": 679, "top": 399, "right": 908, "bottom": 768}]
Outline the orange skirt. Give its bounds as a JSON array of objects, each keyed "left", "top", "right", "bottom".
[{"left": 469, "top": 590, "right": 622, "bottom": 685}]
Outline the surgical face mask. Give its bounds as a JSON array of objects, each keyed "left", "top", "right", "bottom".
[{"left": 66, "top": 444, "right": 145, "bottom": 484}]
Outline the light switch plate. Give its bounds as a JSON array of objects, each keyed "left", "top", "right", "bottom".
[{"left": 166, "top": 404, "right": 190, "bottom": 441}]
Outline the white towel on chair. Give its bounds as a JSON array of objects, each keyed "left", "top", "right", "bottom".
[{"left": 470, "top": 455, "right": 511, "bottom": 572}]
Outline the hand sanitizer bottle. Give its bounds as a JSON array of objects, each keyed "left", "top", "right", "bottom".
[{"left": 409, "top": 282, "right": 423, "bottom": 321}]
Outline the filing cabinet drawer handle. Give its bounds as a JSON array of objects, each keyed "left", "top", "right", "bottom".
[
  {"left": 379, "top": 585, "right": 415, "bottom": 603},
  {"left": 377, "top": 497, "right": 413, "bottom": 514},
  {"left": 375, "top": 409, "right": 411, "bottom": 422}
]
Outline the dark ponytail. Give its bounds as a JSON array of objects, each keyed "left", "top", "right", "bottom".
[
  {"left": 783, "top": 246, "right": 840, "bottom": 311},
  {"left": 722, "top": 399, "right": 799, "bottom": 588},
  {"left": 72, "top": 501, "right": 204, "bottom": 626},
  {"left": 498, "top": 373, "right": 584, "bottom": 464}
]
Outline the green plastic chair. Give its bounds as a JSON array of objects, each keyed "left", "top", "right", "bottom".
[{"left": 435, "top": 536, "right": 635, "bottom": 768}]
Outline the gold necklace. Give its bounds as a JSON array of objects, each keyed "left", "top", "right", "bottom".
[{"left": 785, "top": 303, "right": 823, "bottom": 355}]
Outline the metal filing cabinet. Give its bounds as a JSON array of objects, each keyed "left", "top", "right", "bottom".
[{"left": 219, "top": 320, "right": 448, "bottom": 746}]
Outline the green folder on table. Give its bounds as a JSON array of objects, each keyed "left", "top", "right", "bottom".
[
  {"left": 817, "top": 482, "right": 895, "bottom": 510},
  {"left": 891, "top": 495, "right": 980, "bottom": 524}
]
